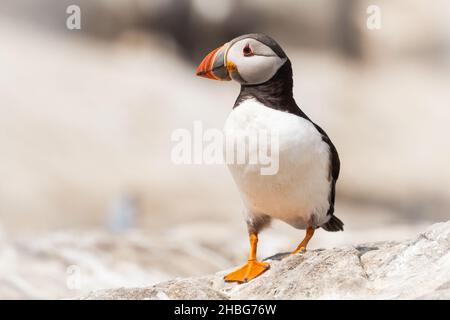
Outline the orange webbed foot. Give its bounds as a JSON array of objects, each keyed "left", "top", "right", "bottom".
[
  {"left": 224, "top": 260, "right": 270, "bottom": 283},
  {"left": 290, "top": 227, "right": 315, "bottom": 256},
  {"left": 290, "top": 246, "right": 306, "bottom": 256}
]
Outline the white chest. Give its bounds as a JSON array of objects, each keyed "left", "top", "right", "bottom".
[{"left": 223, "top": 99, "right": 332, "bottom": 229}]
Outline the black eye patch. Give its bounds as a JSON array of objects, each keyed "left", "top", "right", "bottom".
[{"left": 243, "top": 43, "right": 253, "bottom": 56}]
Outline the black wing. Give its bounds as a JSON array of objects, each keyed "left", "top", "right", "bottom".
[
  {"left": 311, "top": 122, "right": 343, "bottom": 231},
  {"left": 312, "top": 123, "right": 340, "bottom": 212},
  {"left": 287, "top": 105, "right": 341, "bottom": 221}
]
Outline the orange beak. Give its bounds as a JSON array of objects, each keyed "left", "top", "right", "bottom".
[{"left": 196, "top": 44, "right": 231, "bottom": 81}]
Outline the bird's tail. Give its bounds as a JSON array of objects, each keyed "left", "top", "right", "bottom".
[{"left": 321, "top": 215, "right": 344, "bottom": 232}]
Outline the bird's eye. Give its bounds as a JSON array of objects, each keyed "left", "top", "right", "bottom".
[{"left": 243, "top": 44, "right": 253, "bottom": 57}]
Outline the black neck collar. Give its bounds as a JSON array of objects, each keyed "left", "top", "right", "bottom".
[{"left": 233, "top": 60, "right": 308, "bottom": 119}]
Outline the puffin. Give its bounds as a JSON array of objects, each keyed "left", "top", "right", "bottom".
[{"left": 196, "top": 33, "right": 343, "bottom": 283}]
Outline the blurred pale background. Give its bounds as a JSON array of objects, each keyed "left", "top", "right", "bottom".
[{"left": 0, "top": 0, "right": 449, "bottom": 298}]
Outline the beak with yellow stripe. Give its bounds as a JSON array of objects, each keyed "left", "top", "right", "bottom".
[{"left": 195, "top": 43, "right": 232, "bottom": 81}]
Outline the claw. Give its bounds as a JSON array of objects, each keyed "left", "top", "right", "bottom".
[
  {"left": 290, "top": 247, "right": 306, "bottom": 256},
  {"left": 291, "top": 227, "right": 315, "bottom": 255},
  {"left": 291, "top": 246, "right": 306, "bottom": 255}
]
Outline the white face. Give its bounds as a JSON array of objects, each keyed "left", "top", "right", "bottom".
[{"left": 226, "top": 38, "right": 287, "bottom": 85}]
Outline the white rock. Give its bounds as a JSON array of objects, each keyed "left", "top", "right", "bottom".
[{"left": 81, "top": 221, "right": 450, "bottom": 300}]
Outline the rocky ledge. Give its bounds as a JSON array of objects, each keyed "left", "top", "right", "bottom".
[{"left": 82, "top": 221, "right": 450, "bottom": 300}]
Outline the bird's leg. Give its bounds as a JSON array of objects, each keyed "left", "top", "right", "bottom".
[
  {"left": 291, "top": 227, "right": 315, "bottom": 255},
  {"left": 224, "top": 232, "right": 270, "bottom": 283}
]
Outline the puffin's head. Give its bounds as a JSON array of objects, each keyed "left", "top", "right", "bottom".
[{"left": 196, "top": 33, "right": 288, "bottom": 85}]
